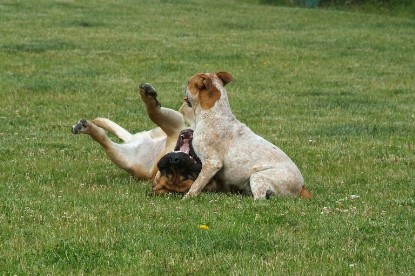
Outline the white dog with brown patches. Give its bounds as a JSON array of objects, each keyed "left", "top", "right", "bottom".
[{"left": 183, "top": 72, "right": 311, "bottom": 199}]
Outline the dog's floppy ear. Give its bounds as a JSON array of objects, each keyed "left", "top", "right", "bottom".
[
  {"left": 199, "top": 74, "right": 221, "bottom": 110},
  {"left": 216, "top": 71, "right": 233, "bottom": 86}
]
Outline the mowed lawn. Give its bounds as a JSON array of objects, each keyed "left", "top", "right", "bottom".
[{"left": 0, "top": 0, "right": 414, "bottom": 274}]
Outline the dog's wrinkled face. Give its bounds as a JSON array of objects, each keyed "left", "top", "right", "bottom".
[
  {"left": 153, "top": 129, "right": 202, "bottom": 195},
  {"left": 185, "top": 72, "right": 233, "bottom": 110},
  {"left": 153, "top": 151, "right": 202, "bottom": 195}
]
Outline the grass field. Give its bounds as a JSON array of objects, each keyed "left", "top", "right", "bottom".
[{"left": 1, "top": 0, "right": 414, "bottom": 274}]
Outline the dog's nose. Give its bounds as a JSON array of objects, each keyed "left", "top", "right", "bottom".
[{"left": 169, "top": 157, "right": 181, "bottom": 164}]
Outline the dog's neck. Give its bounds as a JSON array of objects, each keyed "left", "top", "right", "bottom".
[{"left": 194, "top": 90, "right": 235, "bottom": 125}]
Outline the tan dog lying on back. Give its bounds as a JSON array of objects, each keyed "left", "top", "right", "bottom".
[{"left": 183, "top": 72, "right": 311, "bottom": 199}]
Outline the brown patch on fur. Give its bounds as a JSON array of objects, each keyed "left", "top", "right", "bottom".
[
  {"left": 300, "top": 186, "right": 313, "bottom": 199},
  {"left": 187, "top": 72, "right": 234, "bottom": 110},
  {"left": 216, "top": 71, "right": 233, "bottom": 85},
  {"left": 199, "top": 75, "right": 221, "bottom": 109},
  {"left": 187, "top": 73, "right": 205, "bottom": 96},
  {"left": 153, "top": 171, "right": 225, "bottom": 195},
  {"left": 153, "top": 174, "right": 195, "bottom": 195}
]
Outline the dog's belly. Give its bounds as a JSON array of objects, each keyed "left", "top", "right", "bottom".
[{"left": 125, "top": 134, "right": 166, "bottom": 168}]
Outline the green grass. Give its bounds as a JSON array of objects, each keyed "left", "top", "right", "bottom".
[
  {"left": 260, "top": 0, "right": 415, "bottom": 19},
  {"left": 1, "top": 0, "right": 414, "bottom": 274}
]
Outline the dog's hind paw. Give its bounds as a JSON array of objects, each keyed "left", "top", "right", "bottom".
[
  {"left": 139, "top": 83, "right": 161, "bottom": 107},
  {"left": 71, "top": 119, "right": 88, "bottom": 134}
]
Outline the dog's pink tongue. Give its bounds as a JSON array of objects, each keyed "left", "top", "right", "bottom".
[{"left": 180, "top": 139, "right": 190, "bottom": 154}]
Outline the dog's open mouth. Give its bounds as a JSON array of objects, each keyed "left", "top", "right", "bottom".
[
  {"left": 184, "top": 88, "right": 192, "bottom": 107},
  {"left": 184, "top": 96, "right": 192, "bottom": 107},
  {"left": 177, "top": 137, "right": 191, "bottom": 155},
  {"left": 156, "top": 128, "right": 202, "bottom": 184},
  {"left": 174, "top": 129, "right": 200, "bottom": 164}
]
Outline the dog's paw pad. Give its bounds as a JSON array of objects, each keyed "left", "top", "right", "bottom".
[
  {"left": 139, "top": 83, "right": 161, "bottom": 107},
  {"left": 71, "top": 119, "right": 88, "bottom": 134},
  {"left": 139, "top": 83, "right": 158, "bottom": 97}
]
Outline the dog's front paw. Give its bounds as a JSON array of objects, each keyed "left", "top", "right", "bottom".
[
  {"left": 71, "top": 119, "right": 88, "bottom": 134},
  {"left": 182, "top": 193, "right": 191, "bottom": 200},
  {"left": 182, "top": 191, "right": 197, "bottom": 200},
  {"left": 139, "top": 83, "right": 161, "bottom": 107}
]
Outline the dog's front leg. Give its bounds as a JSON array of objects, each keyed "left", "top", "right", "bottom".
[
  {"left": 139, "top": 83, "right": 185, "bottom": 138},
  {"left": 182, "top": 159, "right": 222, "bottom": 199}
]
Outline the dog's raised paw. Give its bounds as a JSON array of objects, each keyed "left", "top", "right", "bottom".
[
  {"left": 71, "top": 119, "right": 88, "bottom": 134},
  {"left": 139, "top": 83, "right": 161, "bottom": 107},
  {"left": 139, "top": 83, "right": 157, "bottom": 97}
]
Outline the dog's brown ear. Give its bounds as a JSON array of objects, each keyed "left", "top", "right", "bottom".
[
  {"left": 199, "top": 74, "right": 221, "bottom": 110},
  {"left": 216, "top": 72, "right": 233, "bottom": 86}
]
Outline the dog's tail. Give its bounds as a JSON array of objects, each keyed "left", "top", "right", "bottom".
[{"left": 300, "top": 186, "right": 313, "bottom": 199}]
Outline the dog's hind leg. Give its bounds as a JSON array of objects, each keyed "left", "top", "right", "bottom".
[
  {"left": 139, "top": 83, "right": 186, "bottom": 138},
  {"left": 91, "top": 118, "right": 133, "bottom": 143},
  {"left": 249, "top": 168, "right": 304, "bottom": 199},
  {"left": 72, "top": 119, "right": 113, "bottom": 146},
  {"left": 71, "top": 119, "right": 155, "bottom": 179}
]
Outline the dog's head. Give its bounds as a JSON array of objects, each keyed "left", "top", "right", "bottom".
[
  {"left": 152, "top": 129, "right": 202, "bottom": 195},
  {"left": 184, "top": 72, "right": 233, "bottom": 110},
  {"left": 153, "top": 151, "right": 202, "bottom": 195}
]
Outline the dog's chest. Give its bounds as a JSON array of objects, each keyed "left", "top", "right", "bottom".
[{"left": 193, "top": 122, "right": 233, "bottom": 154}]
